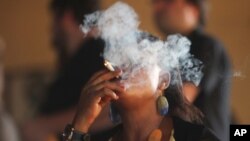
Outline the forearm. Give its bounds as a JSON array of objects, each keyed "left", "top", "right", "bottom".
[{"left": 71, "top": 105, "right": 114, "bottom": 133}]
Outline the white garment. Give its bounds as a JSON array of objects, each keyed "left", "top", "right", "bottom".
[{"left": 0, "top": 113, "right": 19, "bottom": 141}]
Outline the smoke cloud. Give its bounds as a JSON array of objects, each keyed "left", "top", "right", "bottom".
[{"left": 81, "top": 2, "right": 203, "bottom": 88}]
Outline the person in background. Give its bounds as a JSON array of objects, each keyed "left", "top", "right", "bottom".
[
  {"left": 151, "top": 0, "right": 232, "bottom": 140},
  {"left": 21, "top": 0, "right": 113, "bottom": 141}
]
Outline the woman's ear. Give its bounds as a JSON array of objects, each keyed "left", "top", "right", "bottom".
[{"left": 158, "top": 72, "right": 171, "bottom": 91}]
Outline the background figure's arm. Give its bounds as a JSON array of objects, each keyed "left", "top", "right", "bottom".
[
  {"left": 200, "top": 43, "right": 232, "bottom": 141},
  {"left": 182, "top": 82, "right": 200, "bottom": 103}
]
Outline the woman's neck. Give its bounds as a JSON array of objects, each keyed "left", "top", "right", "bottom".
[{"left": 117, "top": 99, "right": 168, "bottom": 141}]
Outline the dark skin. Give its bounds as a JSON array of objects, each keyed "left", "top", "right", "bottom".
[
  {"left": 72, "top": 69, "right": 124, "bottom": 132},
  {"left": 73, "top": 67, "right": 174, "bottom": 141}
]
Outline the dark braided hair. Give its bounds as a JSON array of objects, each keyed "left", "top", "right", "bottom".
[
  {"left": 139, "top": 32, "right": 204, "bottom": 124},
  {"left": 165, "top": 81, "right": 204, "bottom": 124}
]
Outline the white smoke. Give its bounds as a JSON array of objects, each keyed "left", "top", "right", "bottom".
[{"left": 81, "top": 2, "right": 203, "bottom": 87}]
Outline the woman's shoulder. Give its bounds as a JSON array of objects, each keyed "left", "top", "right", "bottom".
[{"left": 172, "top": 117, "right": 220, "bottom": 141}]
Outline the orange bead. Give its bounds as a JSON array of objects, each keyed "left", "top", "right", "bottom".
[{"left": 148, "top": 129, "right": 162, "bottom": 141}]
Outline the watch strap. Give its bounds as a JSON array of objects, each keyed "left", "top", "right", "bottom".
[{"left": 62, "top": 124, "right": 90, "bottom": 141}]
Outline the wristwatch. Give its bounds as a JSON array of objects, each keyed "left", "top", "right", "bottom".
[{"left": 61, "top": 124, "right": 90, "bottom": 141}]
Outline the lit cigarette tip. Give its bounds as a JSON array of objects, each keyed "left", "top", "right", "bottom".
[{"left": 104, "top": 60, "right": 115, "bottom": 72}]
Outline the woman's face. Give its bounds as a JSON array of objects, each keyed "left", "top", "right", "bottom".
[{"left": 116, "top": 65, "right": 163, "bottom": 102}]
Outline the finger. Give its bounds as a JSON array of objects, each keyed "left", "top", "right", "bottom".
[
  {"left": 92, "top": 70, "right": 122, "bottom": 85},
  {"left": 100, "top": 89, "right": 119, "bottom": 107},
  {"left": 83, "top": 70, "right": 109, "bottom": 91},
  {"left": 99, "top": 99, "right": 108, "bottom": 107},
  {"left": 102, "top": 88, "right": 119, "bottom": 99},
  {"left": 93, "top": 88, "right": 118, "bottom": 101},
  {"left": 88, "top": 69, "right": 108, "bottom": 83},
  {"left": 93, "top": 88, "right": 119, "bottom": 106},
  {"left": 94, "top": 81, "right": 125, "bottom": 93},
  {"left": 99, "top": 96, "right": 111, "bottom": 107},
  {"left": 101, "top": 96, "right": 112, "bottom": 103}
]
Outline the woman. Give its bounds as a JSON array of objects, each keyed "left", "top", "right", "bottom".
[
  {"left": 61, "top": 65, "right": 219, "bottom": 141},
  {"left": 60, "top": 3, "right": 218, "bottom": 140}
]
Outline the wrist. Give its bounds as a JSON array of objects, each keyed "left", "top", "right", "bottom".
[
  {"left": 62, "top": 124, "right": 90, "bottom": 141},
  {"left": 72, "top": 113, "right": 94, "bottom": 133}
]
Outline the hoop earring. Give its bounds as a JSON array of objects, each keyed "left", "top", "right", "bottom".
[
  {"left": 156, "top": 91, "right": 169, "bottom": 116},
  {"left": 109, "top": 102, "right": 121, "bottom": 124}
]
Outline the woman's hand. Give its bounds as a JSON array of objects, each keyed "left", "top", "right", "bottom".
[{"left": 72, "top": 69, "right": 125, "bottom": 133}]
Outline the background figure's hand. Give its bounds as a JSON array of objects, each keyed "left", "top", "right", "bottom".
[
  {"left": 182, "top": 82, "right": 200, "bottom": 103},
  {"left": 72, "top": 69, "right": 125, "bottom": 132}
]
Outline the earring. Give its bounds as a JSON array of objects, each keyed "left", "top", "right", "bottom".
[
  {"left": 109, "top": 102, "right": 121, "bottom": 124},
  {"left": 156, "top": 91, "right": 169, "bottom": 116}
]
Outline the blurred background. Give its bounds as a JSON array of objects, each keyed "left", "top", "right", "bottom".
[{"left": 0, "top": 0, "right": 249, "bottom": 140}]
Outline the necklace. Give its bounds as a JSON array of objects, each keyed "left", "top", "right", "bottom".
[
  {"left": 148, "top": 129, "right": 162, "bottom": 141},
  {"left": 148, "top": 129, "right": 175, "bottom": 141}
]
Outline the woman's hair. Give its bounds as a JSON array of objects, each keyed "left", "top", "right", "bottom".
[
  {"left": 164, "top": 79, "right": 204, "bottom": 124},
  {"left": 139, "top": 32, "right": 204, "bottom": 124}
]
